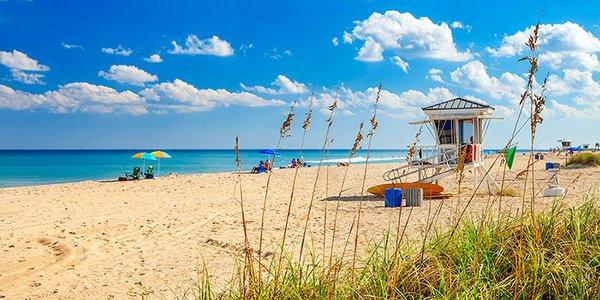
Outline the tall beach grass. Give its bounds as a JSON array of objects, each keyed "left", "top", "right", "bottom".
[{"left": 184, "top": 198, "right": 600, "bottom": 299}]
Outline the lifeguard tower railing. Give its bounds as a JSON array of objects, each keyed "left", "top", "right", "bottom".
[{"left": 384, "top": 143, "right": 482, "bottom": 183}]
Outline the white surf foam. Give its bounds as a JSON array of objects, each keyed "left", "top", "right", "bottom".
[{"left": 305, "top": 156, "right": 404, "bottom": 165}]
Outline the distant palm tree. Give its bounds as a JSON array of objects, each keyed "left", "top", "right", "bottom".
[{"left": 596, "top": 142, "right": 600, "bottom": 150}]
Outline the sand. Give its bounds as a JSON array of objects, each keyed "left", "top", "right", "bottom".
[{"left": 1, "top": 154, "right": 598, "bottom": 298}]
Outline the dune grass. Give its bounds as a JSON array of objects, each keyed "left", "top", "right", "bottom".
[
  {"left": 494, "top": 187, "right": 519, "bottom": 197},
  {"left": 181, "top": 198, "right": 600, "bottom": 299},
  {"left": 567, "top": 152, "right": 600, "bottom": 167}
]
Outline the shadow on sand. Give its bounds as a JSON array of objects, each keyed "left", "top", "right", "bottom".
[{"left": 323, "top": 195, "right": 382, "bottom": 202}]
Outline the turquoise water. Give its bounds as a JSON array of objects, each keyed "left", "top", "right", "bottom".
[
  {"left": 0, "top": 149, "right": 406, "bottom": 188},
  {"left": 0, "top": 149, "right": 516, "bottom": 188}
]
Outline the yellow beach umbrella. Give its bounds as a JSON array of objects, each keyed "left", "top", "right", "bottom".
[{"left": 150, "top": 151, "right": 172, "bottom": 176}]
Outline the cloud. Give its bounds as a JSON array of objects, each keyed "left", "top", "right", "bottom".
[
  {"left": 0, "top": 50, "right": 49, "bottom": 85},
  {"left": 309, "top": 85, "right": 456, "bottom": 119},
  {"left": 0, "top": 84, "right": 49, "bottom": 110},
  {"left": 266, "top": 47, "right": 293, "bottom": 59},
  {"left": 11, "top": 69, "right": 45, "bottom": 85},
  {"left": 0, "top": 79, "right": 285, "bottom": 115},
  {"left": 0, "top": 50, "right": 49, "bottom": 71},
  {"left": 547, "top": 69, "right": 600, "bottom": 96},
  {"left": 539, "top": 51, "right": 600, "bottom": 71},
  {"left": 239, "top": 43, "right": 254, "bottom": 57},
  {"left": 487, "top": 22, "right": 600, "bottom": 72},
  {"left": 451, "top": 21, "right": 464, "bottom": 29},
  {"left": 140, "top": 79, "right": 285, "bottom": 112},
  {"left": 99, "top": 65, "right": 158, "bottom": 86},
  {"left": 549, "top": 100, "right": 589, "bottom": 119},
  {"left": 62, "top": 42, "right": 83, "bottom": 50},
  {"left": 342, "top": 31, "right": 353, "bottom": 44},
  {"left": 390, "top": 56, "right": 409, "bottom": 72},
  {"left": 101, "top": 45, "right": 133, "bottom": 56},
  {"left": 426, "top": 68, "right": 444, "bottom": 83},
  {"left": 451, "top": 21, "right": 472, "bottom": 32},
  {"left": 0, "top": 82, "right": 147, "bottom": 114},
  {"left": 332, "top": 37, "right": 339, "bottom": 46},
  {"left": 493, "top": 105, "right": 516, "bottom": 119},
  {"left": 241, "top": 75, "right": 308, "bottom": 95},
  {"left": 170, "top": 35, "right": 234, "bottom": 56},
  {"left": 545, "top": 69, "right": 600, "bottom": 118},
  {"left": 349, "top": 11, "right": 472, "bottom": 62},
  {"left": 355, "top": 38, "right": 384, "bottom": 62},
  {"left": 144, "top": 54, "right": 163, "bottom": 63},
  {"left": 450, "top": 60, "right": 525, "bottom": 103},
  {"left": 487, "top": 22, "right": 600, "bottom": 57}
]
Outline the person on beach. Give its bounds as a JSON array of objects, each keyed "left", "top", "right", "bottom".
[
  {"left": 264, "top": 159, "right": 271, "bottom": 171},
  {"left": 291, "top": 158, "right": 298, "bottom": 168},
  {"left": 252, "top": 160, "right": 266, "bottom": 173}
]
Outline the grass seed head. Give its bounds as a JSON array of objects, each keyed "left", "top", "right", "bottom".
[
  {"left": 280, "top": 102, "right": 296, "bottom": 139},
  {"left": 350, "top": 122, "right": 364, "bottom": 157},
  {"left": 303, "top": 92, "right": 315, "bottom": 131}
]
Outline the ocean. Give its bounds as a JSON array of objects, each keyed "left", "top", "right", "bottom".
[{"left": 0, "top": 149, "right": 511, "bottom": 188}]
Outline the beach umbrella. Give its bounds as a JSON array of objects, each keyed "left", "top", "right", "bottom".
[
  {"left": 131, "top": 152, "right": 157, "bottom": 171},
  {"left": 150, "top": 151, "right": 172, "bottom": 176},
  {"left": 259, "top": 149, "right": 281, "bottom": 156}
]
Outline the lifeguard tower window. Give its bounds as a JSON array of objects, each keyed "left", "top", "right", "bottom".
[
  {"left": 459, "top": 119, "right": 474, "bottom": 144},
  {"left": 435, "top": 120, "right": 454, "bottom": 144}
]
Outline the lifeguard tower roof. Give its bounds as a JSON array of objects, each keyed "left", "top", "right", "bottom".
[{"left": 422, "top": 97, "right": 493, "bottom": 111}]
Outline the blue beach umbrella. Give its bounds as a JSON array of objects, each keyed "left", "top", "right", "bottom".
[{"left": 566, "top": 146, "right": 583, "bottom": 152}]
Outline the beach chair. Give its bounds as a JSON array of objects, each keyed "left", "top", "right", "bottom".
[
  {"left": 145, "top": 166, "right": 154, "bottom": 179},
  {"left": 125, "top": 167, "right": 141, "bottom": 180}
]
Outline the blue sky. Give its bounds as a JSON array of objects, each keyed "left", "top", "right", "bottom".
[{"left": 0, "top": 0, "right": 599, "bottom": 149}]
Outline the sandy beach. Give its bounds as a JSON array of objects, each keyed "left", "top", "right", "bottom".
[{"left": 1, "top": 154, "right": 598, "bottom": 299}]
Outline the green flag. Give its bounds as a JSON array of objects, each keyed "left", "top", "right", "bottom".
[{"left": 505, "top": 145, "right": 517, "bottom": 169}]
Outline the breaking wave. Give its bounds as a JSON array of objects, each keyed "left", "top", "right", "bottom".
[{"left": 305, "top": 156, "right": 404, "bottom": 165}]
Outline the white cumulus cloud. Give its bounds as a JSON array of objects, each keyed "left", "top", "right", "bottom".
[
  {"left": 426, "top": 68, "right": 444, "bottom": 83},
  {"left": 349, "top": 11, "right": 472, "bottom": 62},
  {"left": 140, "top": 79, "right": 285, "bottom": 112},
  {"left": 0, "top": 50, "right": 49, "bottom": 71},
  {"left": 450, "top": 60, "right": 525, "bottom": 104},
  {"left": 343, "top": 31, "right": 353, "bottom": 44},
  {"left": 144, "top": 54, "right": 163, "bottom": 63},
  {"left": 487, "top": 22, "right": 600, "bottom": 72},
  {"left": 390, "top": 56, "right": 409, "bottom": 72},
  {"left": 0, "top": 82, "right": 147, "bottom": 114},
  {"left": 332, "top": 37, "right": 339, "bottom": 46},
  {"left": 356, "top": 38, "right": 384, "bottom": 62},
  {"left": 241, "top": 75, "right": 308, "bottom": 95},
  {"left": 0, "top": 50, "right": 49, "bottom": 85},
  {"left": 101, "top": 45, "right": 133, "bottom": 56},
  {"left": 98, "top": 65, "right": 158, "bottom": 86},
  {"left": 170, "top": 35, "right": 234, "bottom": 57},
  {"left": 487, "top": 22, "right": 600, "bottom": 57},
  {"left": 11, "top": 70, "right": 45, "bottom": 85}
]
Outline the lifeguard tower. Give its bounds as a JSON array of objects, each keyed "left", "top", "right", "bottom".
[
  {"left": 558, "top": 139, "right": 572, "bottom": 151},
  {"left": 383, "top": 98, "right": 500, "bottom": 193}
]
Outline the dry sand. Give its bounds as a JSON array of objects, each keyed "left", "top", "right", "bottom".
[{"left": 1, "top": 154, "right": 598, "bottom": 298}]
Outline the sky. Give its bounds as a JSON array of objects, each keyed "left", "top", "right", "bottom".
[{"left": 0, "top": 0, "right": 599, "bottom": 150}]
